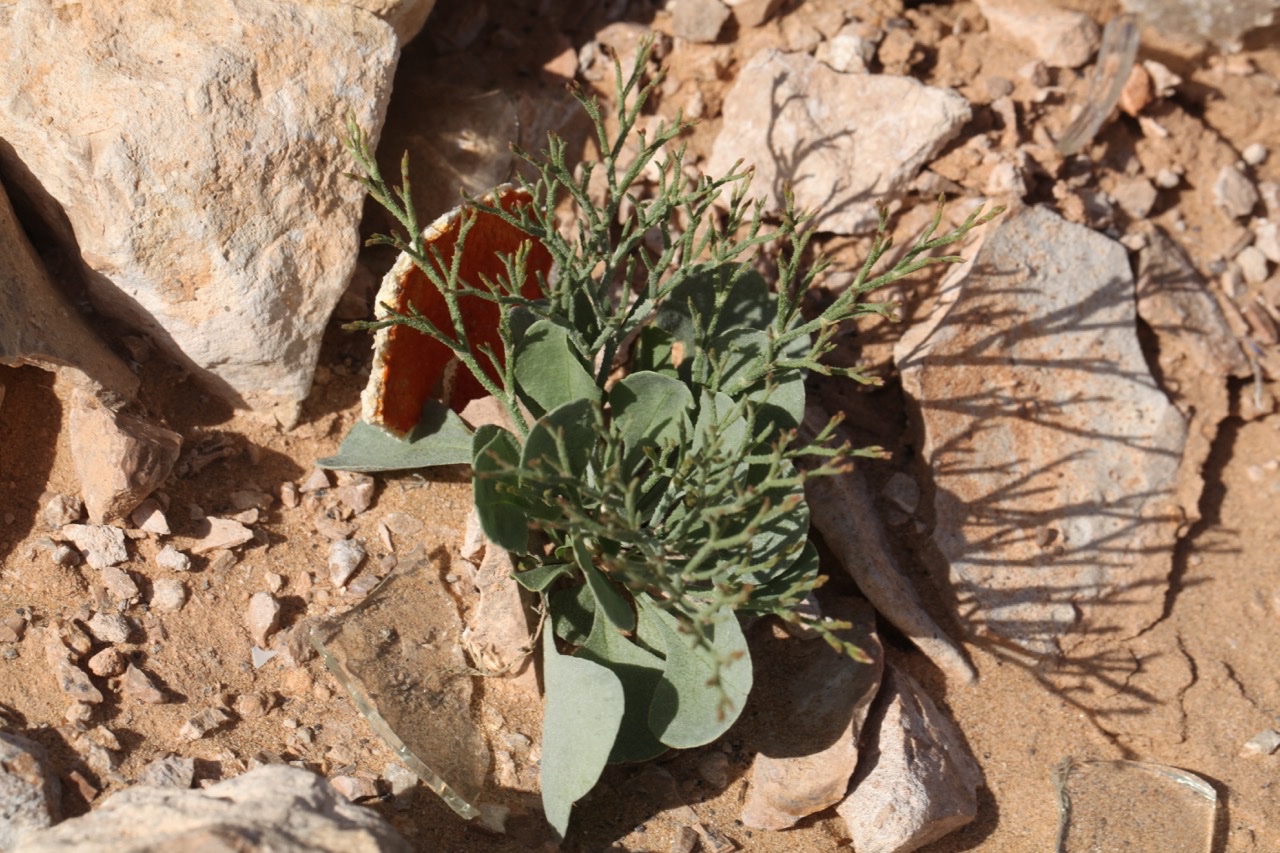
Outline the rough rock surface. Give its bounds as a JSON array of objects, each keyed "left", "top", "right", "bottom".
[
  {"left": 68, "top": 393, "right": 181, "bottom": 524},
  {"left": 974, "top": 0, "right": 1100, "bottom": 68},
  {"left": 0, "top": 732, "right": 60, "bottom": 849},
  {"left": 60, "top": 524, "right": 128, "bottom": 569},
  {"left": 896, "top": 206, "right": 1189, "bottom": 655},
  {"left": 0, "top": 2, "right": 402, "bottom": 424},
  {"left": 739, "top": 598, "right": 883, "bottom": 830},
  {"left": 707, "top": 49, "right": 970, "bottom": 234},
  {"left": 12, "top": 765, "right": 411, "bottom": 853},
  {"left": 1135, "top": 227, "right": 1253, "bottom": 523},
  {"left": 0, "top": 183, "right": 138, "bottom": 402},
  {"left": 837, "top": 668, "right": 982, "bottom": 853}
]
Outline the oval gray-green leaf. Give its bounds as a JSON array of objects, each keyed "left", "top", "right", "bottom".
[
  {"left": 578, "top": 600, "right": 669, "bottom": 764},
  {"left": 574, "top": 538, "right": 635, "bottom": 633},
  {"left": 472, "top": 425, "right": 529, "bottom": 553},
  {"left": 515, "top": 319, "right": 600, "bottom": 414},
  {"left": 610, "top": 371, "right": 694, "bottom": 472},
  {"left": 643, "top": 599, "right": 752, "bottom": 749},
  {"left": 521, "top": 397, "right": 597, "bottom": 478},
  {"left": 540, "top": 628, "right": 625, "bottom": 840},
  {"left": 318, "top": 401, "right": 473, "bottom": 471}
]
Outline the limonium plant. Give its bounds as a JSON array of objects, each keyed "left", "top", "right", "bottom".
[{"left": 324, "top": 36, "right": 1001, "bottom": 839}]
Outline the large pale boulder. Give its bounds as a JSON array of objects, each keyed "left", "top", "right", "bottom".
[
  {"left": 0, "top": 181, "right": 137, "bottom": 402},
  {"left": 896, "top": 206, "right": 1189, "bottom": 655},
  {"left": 0, "top": 2, "right": 407, "bottom": 425},
  {"left": 13, "top": 765, "right": 410, "bottom": 852},
  {"left": 707, "top": 49, "right": 970, "bottom": 235}
]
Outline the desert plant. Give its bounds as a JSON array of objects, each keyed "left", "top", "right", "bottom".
[{"left": 323, "top": 36, "right": 1000, "bottom": 839}]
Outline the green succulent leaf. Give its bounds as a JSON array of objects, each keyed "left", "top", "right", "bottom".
[
  {"left": 578, "top": 601, "right": 668, "bottom": 764},
  {"left": 575, "top": 538, "right": 636, "bottom": 633},
  {"left": 515, "top": 319, "right": 601, "bottom": 415},
  {"left": 540, "top": 628, "right": 625, "bottom": 840},
  {"left": 609, "top": 371, "right": 694, "bottom": 472},
  {"left": 655, "top": 263, "right": 773, "bottom": 348},
  {"left": 472, "top": 425, "right": 530, "bottom": 553},
  {"left": 318, "top": 401, "right": 472, "bottom": 472},
  {"left": 513, "top": 561, "right": 573, "bottom": 592},
  {"left": 521, "top": 398, "right": 597, "bottom": 479},
  {"left": 644, "top": 600, "right": 752, "bottom": 749}
]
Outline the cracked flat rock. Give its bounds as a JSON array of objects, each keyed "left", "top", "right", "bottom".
[
  {"left": 0, "top": 2, "right": 404, "bottom": 424},
  {"left": 739, "top": 597, "right": 883, "bottom": 830},
  {"left": 837, "top": 668, "right": 982, "bottom": 853},
  {"left": 707, "top": 49, "right": 970, "bottom": 234},
  {"left": 12, "top": 765, "right": 410, "bottom": 853},
  {"left": 895, "top": 206, "right": 1189, "bottom": 655},
  {"left": 0, "top": 732, "right": 60, "bottom": 849}
]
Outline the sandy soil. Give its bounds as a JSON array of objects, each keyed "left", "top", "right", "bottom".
[{"left": 2, "top": 1, "right": 1279, "bottom": 851}]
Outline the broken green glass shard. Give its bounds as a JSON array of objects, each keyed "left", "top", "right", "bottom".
[{"left": 1054, "top": 758, "right": 1217, "bottom": 853}]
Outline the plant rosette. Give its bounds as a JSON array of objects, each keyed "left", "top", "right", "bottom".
[{"left": 321, "top": 36, "right": 1000, "bottom": 840}]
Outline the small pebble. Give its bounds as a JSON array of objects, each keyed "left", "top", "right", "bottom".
[
  {"left": 87, "top": 647, "right": 128, "bottom": 677},
  {"left": 1237, "top": 246, "right": 1270, "bottom": 284},
  {"left": 1243, "top": 143, "right": 1268, "bottom": 167},
  {"left": 264, "top": 572, "right": 285, "bottom": 594},
  {"left": 179, "top": 708, "right": 232, "bottom": 741},
  {"left": 1241, "top": 729, "right": 1280, "bottom": 757},
  {"left": 697, "top": 752, "right": 731, "bottom": 789},
  {"left": 138, "top": 755, "right": 196, "bottom": 789},
  {"left": 330, "top": 774, "right": 379, "bottom": 801},
  {"left": 300, "top": 468, "right": 331, "bottom": 493},
  {"left": 51, "top": 544, "right": 81, "bottom": 567},
  {"left": 329, "top": 539, "right": 367, "bottom": 588},
  {"left": 130, "top": 499, "right": 170, "bottom": 535},
  {"left": 101, "top": 566, "right": 140, "bottom": 603},
  {"left": 234, "top": 691, "right": 272, "bottom": 719},
  {"left": 151, "top": 579, "right": 187, "bottom": 613},
  {"left": 155, "top": 545, "right": 192, "bottom": 572},
  {"left": 245, "top": 591, "right": 281, "bottom": 648},
  {"left": 279, "top": 481, "right": 300, "bottom": 508},
  {"left": 122, "top": 664, "right": 167, "bottom": 704},
  {"left": 86, "top": 613, "right": 131, "bottom": 645},
  {"left": 42, "top": 493, "right": 84, "bottom": 528}
]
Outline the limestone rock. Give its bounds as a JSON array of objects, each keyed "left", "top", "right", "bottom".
[
  {"left": 11, "top": 765, "right": 411, "bottom": 852},
  {"left": 1213, "top": 165, "right": 1260, "bottom": 218},
  {"left": 1136, "top": 227, "right": 1252, "bottom": 524},
  {"left": 68, "top": 394, "right": 181, "bottom": 525},
  {"left": 0, "top": 182, "right": 138, "bottom": 402},
  {"left": 0, "top": 732, "right": 60, "bottom": 849},
  {"left": 328, "top": 539, "right": 367, "bottom": 588},
  {"left": 671, "top": 0, "right": 731, "bottom": 43},
  {"left": 136, "top": 755, "right": 196, "bottom": 790},
  {"left": 459, "top": 545, "right": 537, "bottom": 694},
  {"left": 189, "top": 517, "right": 254, "bottom": 555},
  {"left": 155, "top": 546, "right": 192, "bottom": 573},
  {"left": 178, "top": 709, "right": 231, "bottom": 741},
  {"left": 837, "top": 668, "right": 982, "bottom": 853},
  {"left": 60, "top": 524, "right": 128, "bottom": 569},
  {"left": 740, "top": 598, "right": 883, "bottom": 830},
  {"left": 0, "top": 2, "right": 402, "bottom": 424},
  {"left": 708, "top": 50, "right": 970, "bottom": 235},
  {"left": 41, "top": 494, "right": 84, "bottom": 530},
  {"left": 151, "top": 579, "right": 187, "bottom": 613},
  {"left": 121, "top": 665, "right": 167, "bottom": 705},
  {"left": 246, "top": 592, "right": 281, "bottom": 648},
  {"left": 896, "top": 206, "right": 1189, "bottom": 655},
  {"left": 129, "top": 499, "right": 170, "bottom": 536},
  {"left": 975, "top": 0, "right": 1100, "bottom": 68}
]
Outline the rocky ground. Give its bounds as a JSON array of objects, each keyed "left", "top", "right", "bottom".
[{"left": 3, "top": 0, "right": 1280, "bottom": 851}]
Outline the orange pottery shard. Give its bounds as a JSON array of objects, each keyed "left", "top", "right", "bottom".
[{"left": 360, "top": 185, "right": 552, "bottom": 435}]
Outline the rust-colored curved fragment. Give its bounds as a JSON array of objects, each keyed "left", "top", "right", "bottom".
[{"left": 361, "top": 185, "right": 552, "bottom": 435}]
